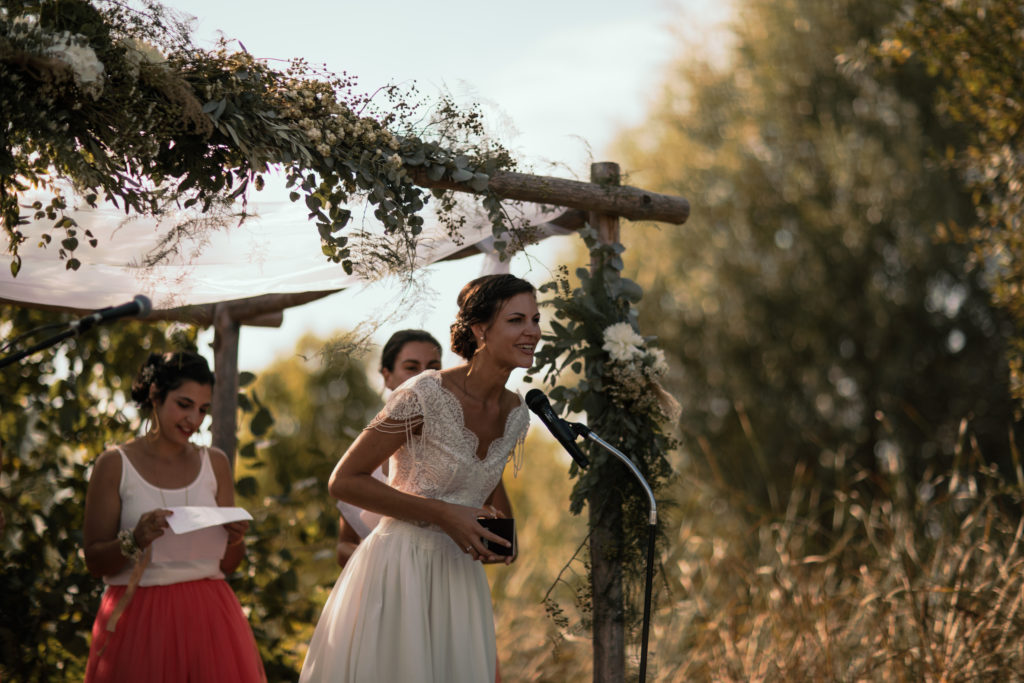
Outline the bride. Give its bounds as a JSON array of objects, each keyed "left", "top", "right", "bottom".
[{"left": 300, "top": 274, "right": 539, "bottom": 683}]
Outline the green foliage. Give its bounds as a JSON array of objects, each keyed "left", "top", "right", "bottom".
[
  {"left": 237, "top": 333, "right": 380, "bottom": 493},
  {"left": 530, "top": 226, "right": 678, "bottom": 635},
  {"left": 0, "top": 306, "right": 173, "bottom": 680},
  {"left": 0, "top": 312, "right": 384, "bottom": 680},
  {"left": 0, "top": 0, "right": 520, "bottom": 278},
  {"left": 614, "top": 0, "right": 1019, "bottom": 512},
  {"left": 229, "top": 333, "right": 381, "bottom": 677},
  {"left": 873, "top": 0, "right": 1024, "bottom": 403}
]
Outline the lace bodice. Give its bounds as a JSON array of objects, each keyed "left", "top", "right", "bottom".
[{"left": 370, "top": 370, "right": 527, "bottom": 508}]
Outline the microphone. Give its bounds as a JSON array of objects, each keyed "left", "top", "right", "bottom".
[
  {"left": 525, "top": 389, "right": 589, "bottom": 469},
  {"left": 70, "top": 295, "right": 152, "bottom": 334}
]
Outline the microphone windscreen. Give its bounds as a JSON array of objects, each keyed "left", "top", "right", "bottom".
[
  {"left": 525, "top": 389, "right": 547, "bottom": 412},
  {"left": 133, "top": 294, "right": 153, "bottom": 317}
]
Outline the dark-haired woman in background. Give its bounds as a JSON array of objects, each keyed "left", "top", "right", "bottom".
[
  {"left": 335, "top": 329, "right": 443, "bottom": 567},
  {"left": 300, "top": 274, "right": 539, "bottom": 683},
  {"left": 83, "top": 351, "right": 265, "bottom": 682}
]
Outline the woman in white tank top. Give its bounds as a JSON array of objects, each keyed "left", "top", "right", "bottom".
[{"left": 82, "top": 351, "right": 265, "bottom": 682}]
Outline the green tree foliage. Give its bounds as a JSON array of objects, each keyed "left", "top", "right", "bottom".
[
  {"left": 0, "top": 314, "right": 380, "bottom": 679},
  {"left": 613, "top": 0, "right": 1019, "bottom": 511},
  {"left": 0, "top": 306, "right": 177, "bottom": 680},
  {"left": 1, "top": 0, "right": 518, "bottom": 277},
  {"left": 238, "top": 333, "right": 379, "bottom": 494},
  {"left": 230, "top": 333, "right": 380, "bottom": 678},
  {"left": 874, "top": 0, "right": 1024, "bottom": 402}
]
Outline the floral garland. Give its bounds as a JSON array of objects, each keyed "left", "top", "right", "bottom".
[
  {"left": 0, "top": 0, "right": 518, "bottom": 277},
  {"left": 601, "top": 321, "right": 678, "bottom": 420},
  {"left": 529, "top": 225, "right": 678, "bottom": 627}
]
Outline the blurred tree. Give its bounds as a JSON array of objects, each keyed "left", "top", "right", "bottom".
[
  {"left": 230, "top": 332, "right": 381, "bottom": 678},
  {"left": 0, "top": 306, "right": 177, "bottom": 680},
  {"left": 875, "top": 0, "right": 1024, "bottom": 402},
  {"left": 0, "top": 312, "right": 380, "bottom": 680},
  {"left": 613, "top": 0, "right": 1019, "bottom": 511},
  {"left": 237, "top": 332, "right": 379, "bottom": 495}
]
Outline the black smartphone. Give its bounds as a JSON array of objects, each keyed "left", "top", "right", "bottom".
[{"left": 478, "top": 517, "right": 516, "bottom": 557}]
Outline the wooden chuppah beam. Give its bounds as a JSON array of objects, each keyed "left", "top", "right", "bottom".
[
  {"left": 410, "top": 169, "right": 690, "bottom": 224},
  {"left": 152, "top": 289, "right": 341, "bottom": 327}
]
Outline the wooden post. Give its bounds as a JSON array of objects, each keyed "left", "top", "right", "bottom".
[
  {"left": 588, "top": 161, "right": 626, "bottom": 683},
  {"left": 211, "top": 303, "right": 240, "bottom": 468}
]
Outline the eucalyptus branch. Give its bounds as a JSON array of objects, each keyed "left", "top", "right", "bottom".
[{"left": 0, "top": 0, "right": 523, "bottom": 277}]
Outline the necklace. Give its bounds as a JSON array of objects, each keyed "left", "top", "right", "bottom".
[
  {"left": 460, "top": 372, "right": 483, "bottom": 403},
  {"left": 158, "top": 484, "right": 189, "bottom": 507},
  {"left": 144, "top": 436, "right": 192, "bottom": 507}
]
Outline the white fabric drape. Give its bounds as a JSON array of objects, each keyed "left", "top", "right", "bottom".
[{"left": 0, "top": 190, "right": 571, "bottom": 313}]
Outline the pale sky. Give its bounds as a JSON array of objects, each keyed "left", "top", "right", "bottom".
[{"left": 161, "top": 0, "right": 730, "bottom": 377}]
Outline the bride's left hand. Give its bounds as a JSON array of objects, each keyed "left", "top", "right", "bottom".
[{"left": 436, "top": 501, "right": 508, "bottom": 562}]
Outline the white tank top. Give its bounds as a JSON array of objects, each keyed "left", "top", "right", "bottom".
[{"left": 104, "top": 447, "right": 226, "bottom": 586}]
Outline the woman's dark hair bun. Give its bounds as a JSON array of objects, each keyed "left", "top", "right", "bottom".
[{"left": 131, "top": 351, "right": 215, "bottom": 413}]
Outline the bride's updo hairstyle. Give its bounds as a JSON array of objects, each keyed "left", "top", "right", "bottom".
[
  {"left": 130, "top": 351, "right": 216, "bottom": 414},
  {"left": 450, "top": 274, "right": 535, "bottom": 360}
]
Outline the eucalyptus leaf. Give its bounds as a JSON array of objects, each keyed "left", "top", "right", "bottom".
[{"left": 469, "top": 173, "right": 489, "bottom": 191}]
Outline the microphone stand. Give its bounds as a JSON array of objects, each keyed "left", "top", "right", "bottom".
[
  {"left": 0, "top": 316, "right": 110, "bottom": 370},
  {"left": 0, "top": 325, "right": 82, "bottom": 370},
  {"left": 570, "top": 422, "right": 658, "bottom": 683}
]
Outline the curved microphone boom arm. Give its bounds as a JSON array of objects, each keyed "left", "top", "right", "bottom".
[{"left": 570, "top": 422, "right": 657, "bottom": 524}]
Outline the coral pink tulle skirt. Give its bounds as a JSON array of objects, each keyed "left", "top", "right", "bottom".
[{"left": 85, "top": 578, "right": 266, "bottom": 683}]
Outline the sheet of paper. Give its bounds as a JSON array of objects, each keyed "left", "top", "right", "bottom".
[
  {"left": 150, "top": 507, "right": 252, "bottom": 564},
  {"left": 164, "top": 506, "right": 252, "bottom": 534}
]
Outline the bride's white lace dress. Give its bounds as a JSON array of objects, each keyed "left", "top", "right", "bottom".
[{"left": 299, "top": 370, "right": 527, "bottom": 683}]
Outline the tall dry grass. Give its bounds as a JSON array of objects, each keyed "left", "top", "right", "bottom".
[
  {"left": 496, "top": 426, "right": 1024, "bottom": 682},
  {"left": 491, "top": 431, "right": 592, "bottom": 682}
]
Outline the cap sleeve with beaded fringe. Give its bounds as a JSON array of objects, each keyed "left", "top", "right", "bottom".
[{"left": 367, "top": 370, "right": 527, "bottom": 509}]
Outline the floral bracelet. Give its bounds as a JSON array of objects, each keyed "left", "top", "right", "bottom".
[{"left": 117, "top": 528, "right": 142, "bottom": 562}]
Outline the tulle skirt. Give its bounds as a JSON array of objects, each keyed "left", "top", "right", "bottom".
[
  {"left": 85, "top": 578, "right": 266, "bottom": 683},
  {"left": 300, "top": 518, "right": 497, "bottom": 683}
]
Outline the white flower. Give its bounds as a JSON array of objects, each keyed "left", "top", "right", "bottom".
[
  {"left": 128, "top": 38, "right": 165, "bottom": 65},
  {"left": 122, "top": 38, "right": 166, "bottom": 78},
  {"left": 648, "top": 347, "right": 668, "bottom": 375},
  {"left": 46, "top": 34, "right": 105, "bottom": 98},
  {"left": 602, "top": 322, "right": 644, "bottom": 363}
]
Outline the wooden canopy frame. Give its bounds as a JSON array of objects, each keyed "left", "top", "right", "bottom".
[
  {"left": 5, "top": 160, "right": 687, "bottom": 683},
  {"left": 133, "top": 162, "right": 688, "bottom": 479}
]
